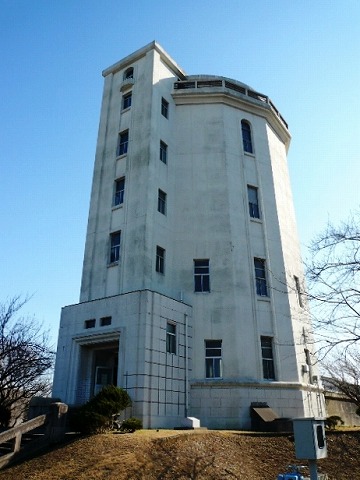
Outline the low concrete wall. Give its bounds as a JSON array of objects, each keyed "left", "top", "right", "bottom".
[
  {"left": 0, "top": 402, "right": 68, "bottom": 469},
  {"left": 325, "top": 392, "right": 360, "bottom": 427}
]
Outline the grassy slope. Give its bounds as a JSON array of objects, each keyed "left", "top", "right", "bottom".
[{"left": 0, "top": 429, "right": 359, "bottom": 480}]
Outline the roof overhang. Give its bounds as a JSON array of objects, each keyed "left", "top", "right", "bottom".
[{"left": 102, "top": 41, "right": 187, "bottom": 79}]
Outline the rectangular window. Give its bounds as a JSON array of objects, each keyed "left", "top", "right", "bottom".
[
  {"left": 294, "top": 276, "right": 303, "bottom": 307},
  {"left": 247, "top": 185, "right": 260, "bottom": 219},
  {"left": 122, "top": 91, "right": 132, "bottom": 110},
  {"left": 261, "top": 336, "right": 275, "bottom": 380},
  {"left": 156, "top": 246, "right": 165, "bottom": 273},
  {"left": 85, "top": 319, "right": 95, "bottom": 329},
  {"left": 160, "top": 140, "right": 167, "bottom": 164},
  {"left": 114, "top": 177, "right": 125, "bottom": 206},
  {"left": 110, "top": 231, "right": 121, "bottom": 263},
  {"left": 254, "top": 258, "right": 268, "bottom": 296},
  {"left": 205, "top": 340, "right": 222, "bottom": 378},
  {"left": 100, "top": 316, "right": 112, "bottom": 326},
  {"left": 158, "top": 189, "right": 167, "bottom": 215},
  {"left": 161, "top": 97, "right": 169, "bottom": 118},
  {"left": 117, "top": 130, "right": 129, "bottom": 156},
  {"left": 166, "top": 322, "right": 176, "bottom": 354},
  {"left": 194, "top": 259, "right": 210, "bottom": 292}
]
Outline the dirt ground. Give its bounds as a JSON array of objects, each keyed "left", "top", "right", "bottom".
[{"left": 0, "top": 429, "right": 359, "bottom": 480}]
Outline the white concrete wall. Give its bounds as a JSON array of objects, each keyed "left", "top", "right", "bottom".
[
  {"left": 53, "top": 290, "right": 192, "bottom": 428},
  {"left": 54, "top": 42, "right": 324, "bottom": 429}
]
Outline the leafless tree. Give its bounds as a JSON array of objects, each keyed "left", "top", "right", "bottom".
[
  {"left": 0, "top": 296, "right": 54, "bottom": 428},
  {"left": 323, "top": 350, "right": 360, "bottom": 412},
  {"left": 306, "top": 213, "right": 360, "bottom": 358}
]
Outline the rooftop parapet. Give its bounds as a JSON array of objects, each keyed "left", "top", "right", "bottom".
[{"left": 173, "top": 77, "right": 288, "bottom": 131}]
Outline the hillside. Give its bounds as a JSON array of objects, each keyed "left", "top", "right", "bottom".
[{"left": 0, "top": 429, "right": 359, "bottom": 479}]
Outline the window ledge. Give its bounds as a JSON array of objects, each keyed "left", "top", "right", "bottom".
[
  {"left": 120, "top": 78, "right": 135, "bottom": 92},
  {"left": 194, "top": 291, "right": 211, "bottom": 294},
  {"left": 121, "top": 106, "right": 131, "bottom": 114},
  {"left": 244, "top": 152, "right": 255, "bottom": 158},
  {"left": 116, "top": 153, "right": 127, "bottom": 160},
  {"left": 250, "top": 217, "right": 262, "bottom": 224},
  {"left": 257, "top": 296, "right": 271, "bottom": 302},
  {"left": 107, "top": 261, "right": 119, "bottom": 268},
  {"left": 112, "top": 204, "right": 124, "bottom": 211}
]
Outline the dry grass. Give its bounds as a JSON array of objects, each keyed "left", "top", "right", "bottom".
[{"left": 0, "top": 429, "right": 359, "bottom": 479}]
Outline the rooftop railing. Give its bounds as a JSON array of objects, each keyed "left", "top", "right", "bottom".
[{"left": 173, "top": 79, "right": 288, "bottom": 129}]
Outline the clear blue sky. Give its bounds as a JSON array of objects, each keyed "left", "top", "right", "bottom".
[{"left": 1, "top": 0, "right": 359, "bottom": 347}]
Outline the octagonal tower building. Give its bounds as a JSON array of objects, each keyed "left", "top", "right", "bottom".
[{"left": 53, "top": 42, "right": 325, "bottom": 429}]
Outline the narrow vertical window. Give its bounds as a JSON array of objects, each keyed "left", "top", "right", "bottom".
[
  {"left": 261, "top": 336, "right": 275, "bottom": 380},
  {"left": 160, "top": 140, "right": 167, "bottom": 164},
  {"left": 158, "top": 189, "right": 167, "bottom": 215},
  {"left": 241, "top": 120, "right": 253, "bottom": 154},
  {"left": 205, "top": 340, "right": 222, "bottom": 378},
  {"left": 254, "top": 258, "right": 268, "bottom": 296},
  {"left": 122, "top": 91, "right": 132, "bottom": 110},
  {"left": 110, "top": 231, "right": 121, "bottom": 263},
  {"left": 194, "top": 259, "right": 210, "bottom": 292},
  {"left": 117, "top": 130, "right": 129, "bottom": 156},
  {"left": 166, "top": 322, "right": 176, "bottom": 354},
  {"left": 294, "top": 276, "right": 303, "bottom": 307},
  {"left": 156, "top": 246, "right": 165, "bottom": 273},
  {"left": 247, "top": 185, "right": 260, "bottom": 219},
  {"left": 161, "top": 97, "right": 169, "bottom": 118},
  {"left": 123, "top": 67, "right": 133, "bottom": 80},
  {"left": 114, "top": 178, "right": 125, "bottom": 206}
]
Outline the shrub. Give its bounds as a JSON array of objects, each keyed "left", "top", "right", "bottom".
[
  {"left": 72, "top": 386, "right": 132, "bottom": 434},
  {"left": 71, "top": 409, "right": 109, "bottom": 434},
  {"left": 120, "top": 417, "right": 142, "bottom": 433},
  {"left": 87, "top": 385, "right": 132, "bottom": 415}
]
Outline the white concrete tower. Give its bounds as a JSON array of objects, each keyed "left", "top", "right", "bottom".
[{"left": 53, "top": 42, "right": 325, "bottom": 429}]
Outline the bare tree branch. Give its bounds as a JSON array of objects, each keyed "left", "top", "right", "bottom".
[{"left": 0, "top": 296, "right": 54, "bottom": 428}]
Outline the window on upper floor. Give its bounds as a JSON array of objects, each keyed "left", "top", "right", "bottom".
[
  {"left": 241, "top": 120, "right": 253, "bottom": 154},
  {"left": 123, "top": 67, "right": 133, "bottom": 80},
  {"left": 160, "top": 140, "right": 167, "bottom": 164},
  {"left": 110, "top": 231, "right": 121, "bottom": 264},
  {"left": 161, "top": 97, "right": 169, "bottom": 118},
  {"left": 261, "top": 336, "right": 275, "bottom": 380},
  {"left": 194, "top": 259, "right": 210, "bottom": 292},
  {"left": 166, "top": 322, "right": 176, "bottom": 354},
  {"left": 85, "top": 319, "right": 96, "bottom": 329},
  {"left": 100, "top": 316, "right": 112, "bottom": 327},
  {"left": 156, "top": 246, "right": 165, "bottom": 274},
  {"left": 205, "top": 340, "right": 222, "bottom": 378},
  {"left": 122, "top": 91, "right": 132, "bottom": 110},
  {"left": 117, "top": 130, "right": 129, "bottom": 156},
  {"left": 254, "top": 258, "right": 268, "bottom": 296},
  {"left": 247, "top": 185, "right": 260, "bottom": 219},
  {"left": 114, "top": 177, "right": 125, "bottom": 206},
  {"left": 158, "top": 189, "right": 167, "bottom": 215},
  {"left": 294, "top": 275, "right": 304, "bottom": 307}
]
